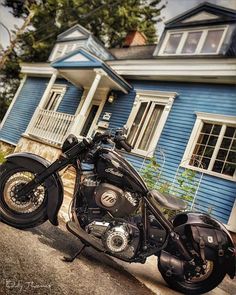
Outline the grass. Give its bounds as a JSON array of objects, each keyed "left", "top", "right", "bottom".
[{"left": 0, "top": 148, "right": 13, "bottom": 164}]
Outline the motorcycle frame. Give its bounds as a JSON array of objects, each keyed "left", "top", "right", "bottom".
[{"left": 16, "top": 141, "right": 193, "bottom": 261}]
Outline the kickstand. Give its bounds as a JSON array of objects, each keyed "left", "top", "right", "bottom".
[{"left": 62, "top": 244, "right": 86, "bottom": 263}]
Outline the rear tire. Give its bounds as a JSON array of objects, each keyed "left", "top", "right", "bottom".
[
  {"left": 0, "top": 162, "right": 48, "bottom": 229},
  {"left": 158, "top": 259, "right": 226, "bottom": 294}
]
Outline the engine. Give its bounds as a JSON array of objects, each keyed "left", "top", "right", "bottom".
[
  {"left": 79, "top": 175, "right": 141, "bottom": 259},
  {"left": 94, "top": 183, "right": 139, "bottom": 218},
  {"left": 86, "top": 220, "right": 140, "bottom": 259}
]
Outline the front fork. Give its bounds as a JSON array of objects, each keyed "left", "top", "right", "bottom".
[
  {"left": 143, "top": 196, "right": 193, "bottom": 262},
  {"left": 16, "top": 154, "right": 70, "bottom": 199}
]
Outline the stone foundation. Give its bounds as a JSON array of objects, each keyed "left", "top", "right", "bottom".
[
  {"left": 15, "top": 135, "right": 62, "bottom": 162},
  {"left": 0, "top": 141, "right": 15, "bottom": 154},
  {"left": 15, "top": 135, "right": 75, "bottom": 198}
]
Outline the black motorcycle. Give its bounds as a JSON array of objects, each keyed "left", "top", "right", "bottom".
[{"left": 0, "top": 128, "right": 235, "bottom": 294}]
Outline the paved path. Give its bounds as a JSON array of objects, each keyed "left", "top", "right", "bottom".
[{"left": 0, "top": 221, "right": 153, "bottom": 295}]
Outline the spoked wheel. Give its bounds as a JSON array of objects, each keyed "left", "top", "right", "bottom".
[
  {"left": 0, "top": 162, "right": 48, "bottom": 228},
  {"left": 158, "top": 259, "right": 226, "bottom": 294}
]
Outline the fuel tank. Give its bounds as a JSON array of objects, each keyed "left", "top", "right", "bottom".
[{"left": 94, "top": 148, "right": 147, "bottom": 194}]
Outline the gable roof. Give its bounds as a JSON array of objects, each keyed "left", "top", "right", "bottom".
[
  {"left": 165, "top": 2, "right": 236, "bottom": 28},
  {"left": 51, "top": 48, "right": 132, "bottom": 92},
  {"left": 57, "top": 24, "right": 92, "bottom": 41}
]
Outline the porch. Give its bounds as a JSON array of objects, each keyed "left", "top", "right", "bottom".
[
  {"left": 26, "top": 108, "right": 75, "bottom": 146},
  {"left": 24, "top": 49, "right": 131, "bottom": 146}
]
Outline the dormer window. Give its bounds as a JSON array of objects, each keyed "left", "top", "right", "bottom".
[
  {"left": 52, "top": 42, "right": 82, "bottom": 61},
  {"left": 159, "top": 26, "right": 227, "bottom": 56}
]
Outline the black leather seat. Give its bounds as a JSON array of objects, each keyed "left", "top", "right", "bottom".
[{"left": 149, "top": 190, "right": 187, "bottom": 211}]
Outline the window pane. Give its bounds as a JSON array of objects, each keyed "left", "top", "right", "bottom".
[
  {"left": 44, "top": 91, "right": 62, "bottom": 111},
  {"left": 213, "top": 160, "right": 224, "bottom": 173},
  {"left": 221, "top": 137, "right": 231, "bottom": 148},
  {"left": 212, "top": 124, "right": 221, "bottom": 135},
  {"left": 225, "top": 126, "right": 235, "bottom": 138},
  {"left": 203, "top": 146, "right": 214, "bottom": 158},
  {"left": 232, "top": 139, "right": 236, "bottom": 151},
  {"left": 164, "top": 33, "right": 182, "bottom": 54},
  {"left": 127, "top": 102, "right": 148, "bottom": 145},
  {"left": 65, "top": 43, "right": 74, "bottom": 54},
  {"left": 216, "top": 148, "right": 228, "bottom": 161},
  {"left": 54, "top": 44, "right": 65, "bottom": 59},
  {"left": 208, "top": 135, "right": 218, "bottom": 146},
  {"left": 227, "top": 151, "right": 236, "bottom": 163},
  {"left": 201, "top": 29, "right": 224, "bottom": 53},
  {"left": 201, "top": 157, "right": 211, "bottom": 169},
  {"left": 138, "top": 105, "right": 164, "bottom": 151},
  {"left": 222, "top": 163, "right": 235, "bottom": 176},
  {"left": 80, "top": 105, "right": 99, "bottom": 137},
  {"left": 182, "top": 31, "right": 202, "bottom": 53},
  {"left": 202, "top": 123, "right": 213, "bottom": 134}
]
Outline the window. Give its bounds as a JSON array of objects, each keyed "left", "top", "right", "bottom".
[
  {"left": 182, "top": 31, "right": 202, "bottom": 54},
  {"left": 164, "top": 33, "right": 183, "bottom": 54},
  {"left": 159, "top": 26, "right": 227, "bottom": 56},
  {"left": 51, "top": 42, "right": 81, "bottom": 61},
  {"left": 200, "top": 29, "right": 224, "bottom": 53},
  {"left": 182, "top": 113, "right": 236, "bottom": 181},
  {"left": 126, "top": 91, "right": 177, "bottom": 156},
  {"left": 44, "top": 85, "right": 66, "bottom": 111}
]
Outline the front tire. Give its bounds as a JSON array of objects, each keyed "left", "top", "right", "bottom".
[
  {"left": 158, "top": 259, "right": 226, "bottom": 294},
  {"left": 0, "top": 162, "right": 48, "bottom": 229}
]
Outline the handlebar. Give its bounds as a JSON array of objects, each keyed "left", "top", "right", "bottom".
[{"left": 92, "top": 129, "right": 132, "bottom": 152}]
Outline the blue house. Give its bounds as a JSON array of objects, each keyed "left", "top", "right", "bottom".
[{"left": 0, "top": 2, "right": 236, "bottom": 229}]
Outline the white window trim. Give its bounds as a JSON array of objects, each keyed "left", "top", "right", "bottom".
[
  {"left": 44, "top": 84, "right": 67, "bottom": 111},
  {"left": 181, "top": 112, "right": 236, "bottom": 182},
  {"left": 126, "top": 90, "right": 178, "bottom": 157},
  {"left": 158, "top": 25, "right": 228, "bottom": 56}
]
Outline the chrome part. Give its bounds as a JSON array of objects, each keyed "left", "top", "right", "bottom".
[
  {"left": 3, "top": 171, "right": 45, "bottom": 213},
  {"left": 100, "top": 190, "right": 117, "bottom": 207},
  {"left": 124, "top": 191, "right": 138, "bottom": 207},
  {"left": 86, "top": 221, "right": 110, "bottom": 237},
  {"left": 104, "top": 225, "right": 129, "bottom": 253}
]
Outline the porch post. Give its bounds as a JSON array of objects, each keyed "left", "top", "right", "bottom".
[
  {"left": 38, "top": 70, "right": 58, "bottom": 108},
  {"left": 70, "top": 69, "right": 106, "bottom": 137},
  {"left": 26, "top": 70, "right": 58, "bottom": 134}
]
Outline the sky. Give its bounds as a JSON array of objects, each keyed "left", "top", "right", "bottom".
[{"left": 0, "top": 0, "right": 236, "bottom": 49}]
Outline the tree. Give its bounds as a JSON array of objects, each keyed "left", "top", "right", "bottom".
[{"left": 0, "top": 0, "right": 164, "bottom": 120}]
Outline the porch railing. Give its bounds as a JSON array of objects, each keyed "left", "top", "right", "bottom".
[{"left": 27, "top": 108, "right": 75, "bottom": 145}]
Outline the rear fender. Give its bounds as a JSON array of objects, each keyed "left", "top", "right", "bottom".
[
  {"left": 5, "top": 152, "right": 64, "bottom": 226},
  {"left": 173, "top": 212, "right": 235, "bottom": 279}
]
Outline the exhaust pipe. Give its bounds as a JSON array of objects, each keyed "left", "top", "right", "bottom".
[{"left": 159, "top": 251, "right": 185, "bottom": 278}]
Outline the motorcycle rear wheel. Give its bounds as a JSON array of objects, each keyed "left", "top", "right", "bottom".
[
  {"left": 158, "top": 259, "right": 226, "bottom": 294},
  {"left": 0, "top": 162, "right": 48, "bottom": 229}
]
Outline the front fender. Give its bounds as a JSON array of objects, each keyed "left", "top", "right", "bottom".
[
  {"left": 173, "top": 212, "right": 235, "bottom": 279},
  {"left": 6, "top": 152, "right": 64, "bottom": 226}
]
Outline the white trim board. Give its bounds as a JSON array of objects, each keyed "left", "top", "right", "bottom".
[{"left": 126, "top": 90, "right": 178, "bottom": 157}]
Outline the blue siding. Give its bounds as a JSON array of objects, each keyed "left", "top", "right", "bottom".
[
  {"left": 0, "top": 77, "right": 48, "bottom": 144},
  {"left": 55, "top": 79, "right": 83, "bottom": 115},
  {"left": 102, "top": 81, "right": 236, "bottom": 223},
  {"left": 0, "top": 77, "right": 83, "bottom": 145}
]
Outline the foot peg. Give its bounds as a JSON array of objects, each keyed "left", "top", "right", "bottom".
[{"left": 62, "top": 244, "right": 86, "bottom": 263}]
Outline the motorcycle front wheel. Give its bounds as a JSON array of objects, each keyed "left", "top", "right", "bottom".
[
  {"left": 158, "top": 259, "right": 226, "bottom": 294},
  {"left": 0, "top": 162, "right": 48, "bottom": 229}
]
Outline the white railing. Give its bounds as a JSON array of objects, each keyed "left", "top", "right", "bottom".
[{"left": 27, "top": 108, "right": 75, "bottom": 145}]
